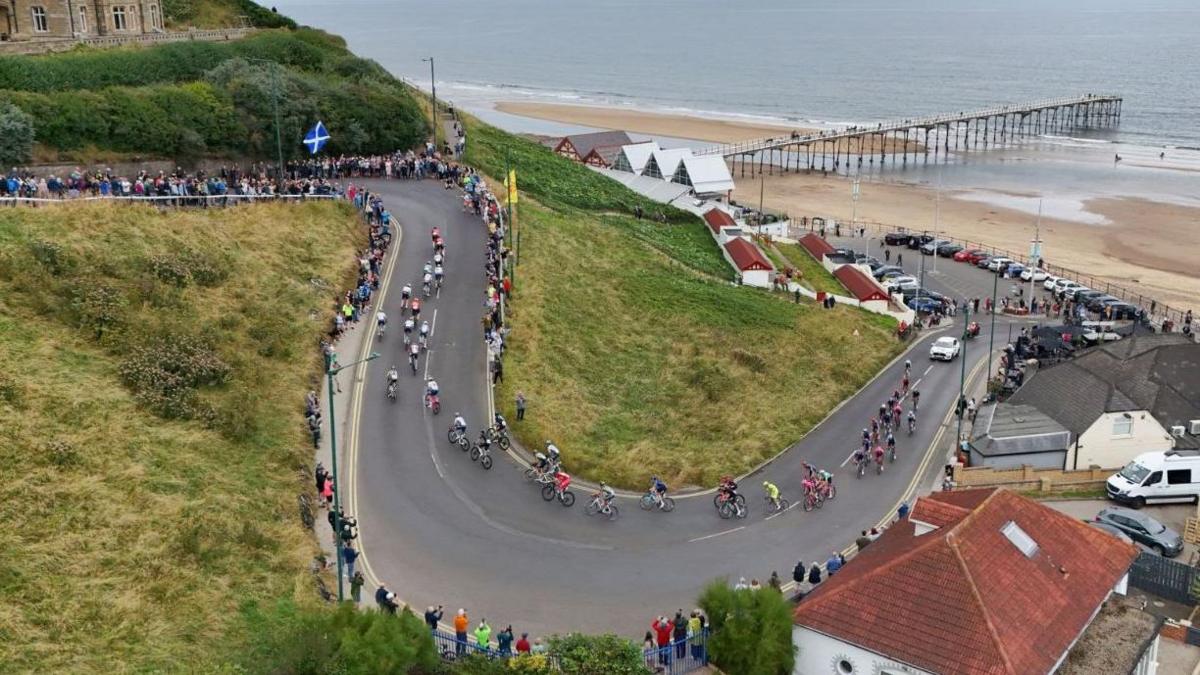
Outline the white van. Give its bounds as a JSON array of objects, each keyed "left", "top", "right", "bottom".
[{"left": 1106, "top": 450, "right": 1200, "bottom": 508}]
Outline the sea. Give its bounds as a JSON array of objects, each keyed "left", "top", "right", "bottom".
[{"left": 272, "top": 0, "right": 1200, "bottom": 218}]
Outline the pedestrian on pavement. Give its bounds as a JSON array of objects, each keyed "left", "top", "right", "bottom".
[
  {"left": 793, "top": 560, "right": 806, "bottom": 585},
  {"left": 768, "top": 571, "right": 782, "bottom": 591},
  {"left": 516, "top": 632, "right": 531, "bottom": 654},
  {"left": 808, "top": 563, "right": 822, "bottom": 586},
  {"left": 897, "top": 252, "right": 903, "bottom": 266},
  {"left": 474, "top": 618, "right": 492, "bottom": 651},
  {"left": 734, "top": 577, "right": 749, "bottom": 590},
  {"left": 424, "top": 605, "right": 444, "bottom": 631},
  {"left": 492, "top": 358, "right": 503, "bottom": 384},
  {"left": 350, "top": 570, "right": 365, "bottom": 603},
  {"left": 856, "top": 531, "right": 872, "bottom": 551},
  {"left": 342, "top": 543, "right": 358, "bottom": 578},
  {"left": 454, "top": 609, "right": 469, "bottom": 656},
  {"left": 973, "top": 297, "right": 980, "bottom": 314},
  {"left": 497, "top": 625, "right": 514, "bottom": 656},
  {"left": 868, "top": 527, "right": 881, "bottom": 542},
  {"left": 826, "top": 552, "right": 843, "bottom": 575},
  {"left": 321, "top": 477, "right": 334, "bottom": 508},
  {"left": 673, "top": 610, "right": 688, "bottom": 659},
  {"left": 516, "top": 391, "right": 526, "bottom": 421},
  {"left": 885, "top": 249, "right": 891, "bottom": 262},
  {"left": 653, "top": 616, "right": 673, "bottom": 665}
]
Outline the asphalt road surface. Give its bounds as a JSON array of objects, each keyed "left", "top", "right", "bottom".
[{"left": 344, "top": 179, "right": 1003, "bottom": 637}]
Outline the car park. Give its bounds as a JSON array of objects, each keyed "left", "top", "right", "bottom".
[
  {"left": 1056, "top": 281, "right": 1084, "bottom": 298},
  {"left": 1086, "top": 295, "right": 1120, "bottom": 312},
  {"left": 884, "top": 231, "right": 910, "bottom": 245},
  {"left": 937, "top": 243, "right": 964, "bottom": 257},
  {"left": 929, "top": 336, "right": 961, "bottom": 361},
  {"left": 987, "top": 257, "right": 1012, "bottom": 272},
  {"left": 920, "top": 240, "right": 946, "bottom": 255},
  {"left": 1052, "top": 278, "right": 1078, "bottom": 293},
  {"left": 1074, "top": 288, "right": 1106, "bottom": 304},
  {"left": 1020, "top": 268, "right": 1049, "bottom": 282},
  {"left": 902, "top": 288, "right": 949, "bottom": 305},
  {"left": 1095, "top": 507, "right": 1183, "bottom": 557}
]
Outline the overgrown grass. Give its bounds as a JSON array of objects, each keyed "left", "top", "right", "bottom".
[
  {"left": 0, "top": 201, "right": 363, "bottom": 671},
  {"left": 775, "top": 241, "right": 849, "bottom": 296},
  {"left": 496, "top": 200, "right": 901, "bottom": 488}
]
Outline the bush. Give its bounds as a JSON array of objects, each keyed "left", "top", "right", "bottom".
[
  {"left": 118, "top": 332, "right": 231, "bottom": 420},
  {"left": 0, "top": 100, "right": 33, "bottom": 165},
  {"left": 549, "top": 633, "right": 651, "bottom": 675},
  {"left": 235, "top": 600, "right": 439, "bottom": 674},
  {"left": 699, "top": 581, "right": 796, "bottom": 675},
  {"left": 69, "top": 282, "right": 126, "bottom": 340}
]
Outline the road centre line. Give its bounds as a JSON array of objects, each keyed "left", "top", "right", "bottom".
[{"left": 688, "top": 526, "right": 745, "bottom": 543}]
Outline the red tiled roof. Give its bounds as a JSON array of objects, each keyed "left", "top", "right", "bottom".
[
  {"left": 833, "top": 265, "right": 888, "bottom": 302},
  {"left": 794, "top": 488, "right": 1138, "bottom": 675},
  {"left": 703, "top": 208, "right": 737, "bottom": 235},
  {"left": 798, "top": 232, "right": 835, "bottom": 259},
  {"left": 724, "top": 238, "right": 772, "bottom": 272}
]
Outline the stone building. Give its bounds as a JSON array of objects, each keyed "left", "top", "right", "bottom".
[{"left": 1, "top": 0, "right": 165, "bottom": 42}]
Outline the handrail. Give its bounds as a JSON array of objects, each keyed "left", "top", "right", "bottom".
[{"left": 696, "top": 94, "right": 1122, "bottom": 157}]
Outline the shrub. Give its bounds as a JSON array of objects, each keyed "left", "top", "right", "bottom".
[
  {"left": 0, "top": 100, "right": 34, "bottom": 165},
  {"left": 549, "top": 633, "right": 651, "bottom": 675},
  {"left": 699, "top": 581, "right": 796, "bottom": 675},
  {"left": 28, "top": 239, "right": 71, "bottom": 275},
  {"left": 69, "top": 282, "right": 126, "bottom": 340},
  {"left": 118, "top": 332, "right": 231, "bottom": 419}
]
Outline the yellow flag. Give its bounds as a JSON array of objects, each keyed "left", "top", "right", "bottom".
[{"left": 506, "top": 169, "right": 518, "bottom": 205}]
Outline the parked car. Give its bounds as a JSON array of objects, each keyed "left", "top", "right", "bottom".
[
  {"left": 1106, "top": 303, "right": 1140, "bottom": 320},
  {"left": 937, "top": 243, "right": 964, "bottom": 258},
  {"left": 907, "top": 234, "right": 934, "bottom": 250},
  {"left": 1082, "top": 327, "right": 1122, "bottom": 343},
  {"left": 1087, "top": 520, "right": 1134, "bottom": 544},
  {"left": 884, "top": 231, "right": 910, "bottom": 245},
  {"left": 919, "top": 240, "right": 946, "bottom": 255},
  {"left": 929, "top": 336, "right": 961, "bottom": 361},
  {"left": 974, "top": 255, "right": 994, "bottom": 269},
  {"left": 1042, "top": 275, "right": 1063, "bottom": 291},
  {"left": 883, "top": 275, "right": 919, "bottom": 292},
  {"left": 866, "top": 259, "right": 884, "bottom": 272},
  {"left": 1086, "top": 295, "right": 1121, "bottom": 312},
  {"left": 1020, "top": 268, "right": 1049, "bottom": 282},
  {"left": 872, "top": 265, "right": 904, "bottom": 280},
  {"left": 1052, "top": 278, "right": 1079, "bottom": 293},
  {"left": 987, "top": 257, "right": 1012, "bottom": 272},
  {"left": 902, "top": 288, "right": 949, "bottom": 305},
  {"left": 955, "top": 249, "right": 985, "bottom": 263},
  {"left": 908, "top": 297, "right": 942, "bottom": 314},
  {"left": 1095, "top": 507, "right": 1183, "bottom": 557},
  {"left": 1074, "top": 288, "right": 1107, "bottom": 305},
  {"left": 1004, "top": 263, "right": 1027, "bottom": 278},
  {"left": 1056, "top": 281, "right": 1085, "bottom": 298}
]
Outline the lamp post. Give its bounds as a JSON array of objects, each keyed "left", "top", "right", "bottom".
[
  {"left": 325, "top": 349, "right": 379, "bottom": 602},
  {"left": 985, "top": 269, "right": 999, "bottom": 394},
  {"left": 245, "top": 58, "right": 285, "bottom": 182},
  {"left": 422, "top": 57, "right": 437, "bottom": 150},
  {"left": 956, "top": 306, "right": 970, "bottom": 456}
]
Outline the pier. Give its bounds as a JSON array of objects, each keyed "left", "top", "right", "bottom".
[{"left": 696, "top": 94, "right": 1122, "bottom": 177}]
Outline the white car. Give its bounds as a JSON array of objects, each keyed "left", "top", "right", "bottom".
[
  {"left": 1020, "top": 268, "right": 1049, "bottom": 282},
  {"left": 1053, "top": 278, "right": 1079, "bottom": 293},
  {"left": 1043, "top": 275, "right": 1062, "bottom": 291},
  {"left": 884, "top": 275, "right": 919, "bottom": 292},
  {"left": 987, "top": 257, "right": 1012, "bottom": 272},
  {"left": 1057, "top": 281, "right": 1085, "bottom": 297},
  {"left": 1082, "top": 328, "right": 1123, "bottom": 343},
  {"left": 929, "top": 336, "right": 961, "bottom": 361}
]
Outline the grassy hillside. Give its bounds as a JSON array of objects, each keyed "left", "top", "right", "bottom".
[
  {"left": 0, "top": 201, "right": 363, "bottom": 671},
  {"left": 162, "top": 0, "right": 298, "bottom": 30},
  {"left": 462, "top": 119, "right": 902, "bottom": 488}
]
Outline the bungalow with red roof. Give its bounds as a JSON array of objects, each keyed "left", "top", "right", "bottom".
[
  {"left": 702, "top": 207, "right": 742, "bottom": 244},
  {"left": 723, "top": 237, "right": 774, "bottom": 288},
  {"left": 792, "top": 488, "right": 1149, "bottom": 675},
  {"left": 797, "top": 232, "right": 835, "bottom": 261},
  {"left": 833, "top": 265, "right": 890, "bottom": 311}
]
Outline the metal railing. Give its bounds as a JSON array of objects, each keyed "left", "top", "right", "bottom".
[{"left": 696, "top": 94, "right": 1121, "bottom": 158}]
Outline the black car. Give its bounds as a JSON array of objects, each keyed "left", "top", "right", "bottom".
[
  {"left": 1095, "top": 507, "right": 1184, "bottom": 557},
  {"left": 1074, "top": 288, "right": 1106, "bottom": 305},
  {"left": 907, "top": 234, "right": 934, "bottom": 250},
  {"left": 937, "top": 243, "right": 964, "bottom": 258},
  {"left": 873, "top": 265, "right": 904, "bottom": 280},
  {"left": 902, "top": 288, "right": 949, "bottom": 305},
  {"left": 974, "top": 255, "right": 993, "bottom": 269},
  {"left": 1106, "top": 303, "right": 1139, "bottom": 320},
  {"left": 1086, "top": 295, "right": 1120, "bottom": 312},
  {"left": 884, "top": 231, "right": 910, "bottom": 245}
]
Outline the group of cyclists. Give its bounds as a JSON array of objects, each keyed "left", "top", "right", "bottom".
[
  {"left": 712, "top": 460, "right": 836, "bottom": 520},
  {"left": 377, "top": 227, "right": 449, "bottom": 410},
  {"left": 852, "top": 360, "right": 919, "bottom": 478}
]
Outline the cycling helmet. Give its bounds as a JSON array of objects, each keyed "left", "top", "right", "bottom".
[
  {"left": 762, "top": 481, "right": 769, "bottom": 487},
  {"left": 454, "top": 411, "right": 461, "bottom": 417},
  {"left": 534, "top": 452, "right": 546, "bottom": 462}
]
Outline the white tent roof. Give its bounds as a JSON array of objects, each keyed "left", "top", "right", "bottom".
[
  {"left": 612, "top": 141, "right": 659, "bottom": 175},
  {"left": 643, "top": 148, "right": 694, "bottom": 180},
  {"left": 673, "top": 155, "right": 735, "bottom": 194}
]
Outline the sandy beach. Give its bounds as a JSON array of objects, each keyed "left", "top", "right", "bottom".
[{"left": 499, "top": 101, "right": 1200, "bottom": 314}]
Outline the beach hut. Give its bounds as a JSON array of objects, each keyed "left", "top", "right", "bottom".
[
  {"left": 552, "top": 131, "right": 633, "bottom": 164},
  {"left": 702, "top": 207, "right": 742, "bottom": 244},
  {"left": 834, "top": 265, "right": 890, "bottom": 311},
  {"left": 671, "top": 155, "right": 735, "bottom": 197},
  {"left": 641, "top": 148, "right": 694, "bottom": 180},
  {"left": 611, "top": 141, "right": 659, "bottom": 175},
  {"left": 723, "top": 238, "right": 774, "bottom": 288},
  {"left": 797, "top": 232, "right": 835, "bottom": 261}
]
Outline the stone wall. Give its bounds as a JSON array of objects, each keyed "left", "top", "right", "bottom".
[
  {"left": 951, "top": 462, "right": 1113, "bottom": 493},
  {"left": 0, "top": 26, "right": 252, "bottom": 54}
]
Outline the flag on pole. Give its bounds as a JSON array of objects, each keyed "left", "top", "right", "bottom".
[
  {"left": 303, "top": 121, "right": 330, "bottom": 155},
  {"left": 504, "top": 169, "right": 518, "bottom": 205}
]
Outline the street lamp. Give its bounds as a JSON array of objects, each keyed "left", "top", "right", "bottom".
[
  {"left": 325, "top": 349, "right": 380, "bottom": 602},
  {"left": 245, "top": 57, "right": 286, "bottom": 183},
  {"left": 422, "top": 57, "right": 437, "bottom": 150},
  {"left": 985, "top": 270, "right": 999, "bottom": 393},
  {"left": 955, "top": 306, "right": 970, "bottom": 457}
]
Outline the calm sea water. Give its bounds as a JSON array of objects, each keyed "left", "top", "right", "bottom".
[{"left": 273, "top": 0, "right": 1200, "bottom": 211}]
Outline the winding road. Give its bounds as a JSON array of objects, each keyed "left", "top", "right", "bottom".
[{"left": 341, "top": 178, "right": 1006, "bottom": 637}]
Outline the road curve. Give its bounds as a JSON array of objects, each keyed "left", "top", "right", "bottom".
[{"left": 345, "top": 179, "right": 997, "bottom": 637}]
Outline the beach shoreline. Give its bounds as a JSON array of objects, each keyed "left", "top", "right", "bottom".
[{"left": 496, "top": 100, "right": 1200, "bottom": 313}]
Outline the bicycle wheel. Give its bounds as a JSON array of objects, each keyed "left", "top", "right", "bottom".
[
  {"left": 814, "top": 494, "right": 824, "bottom": 509},
  {"left": 661, "top": 497, "right": 676, "bottom": 512},
  {"left": 447, "top": 428, "right": 458, "bottom": 443},
  {"left": 640, "top": 493, "right": 655, "bottom": 511},
  {"left": 496, "top": 434, "right": 511, "bottom": 450},
  {"left": 480, "top": 454, "right": 492, "bottom": 470},
  {"left": 713, "top": 494, "right": 722, "bottom": 508},
  {"left": 734, "top": 503, "right": 747, "bottom": 519},
  {"left": 778, "top": 498, "right": 790, "bottom": 511},
  {"left": 432, "top": 400, "right": 440, "bottom": 415},
  {"left": 560, "top": 491, "right": 576, "bottom": 507},
  {"left": 585, "top": 499, "right": 601, "bottom": 516},
  {"left": 457, "top": 437, "right": 470, "bottom": 451},
  {"left": 606, "top": 504, "right": 619, "bottom": 521},
  {"left": 825, "top": 484, "right": 837, "bottom": 500},
  {"left": 541, "top": 485, "right": 555, "bottom": 501},
  {"left": 734, "top": 494, "right": 746, "bottom": 507},
  {"left": 524, "top": 467, "right": 538, "bottom": 481},
  {"left": 718, "top": 502, "right": 732, "bottom": 519},
  {"left": 803, "top": 495, "right": 814, "bottom": 512},
  {"left": 469, "top": 447, "right": 480, "bottom": 462}
]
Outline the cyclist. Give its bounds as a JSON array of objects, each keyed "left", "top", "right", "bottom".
[
  {"left": 403, "top": 317, "right": 415, "bottom": 344},
  {"left": 544, "top": 440, "right": 561, "bottom": 464},
  {"left": 553, "top": 469, "right": 572, "bottom": 495},
  {"left": 717, "top": 475, "right": 739, "bottom": 504},
  {"left": 886, "top": 432, "right": 896, "bottom": 455},
  {"left": 386, "top": 364, "right": 399, "bottom": 387},
  {"left": 762, "top": 480, "right": 781, "bottom": 511},
  {"left": 376, "top": 310, "right": 388, "bottom": 336},
  {"left": 400, "top": 283, "right": 412, "bottom": 309},
  {"left": 434, "top": 264, "right": 444, "bottom": 288},
  {"left": 493, "top": 413, "right": 508, "bottom": 434},
  {"left": 861, "top": 427, "right": 870, "bottom": 445},
  {"left": 425, "top": 378, "right": 439, "bottom": 406},
  {"left": 434, "top": 236, "right": 445, "bottom": 256},
  {"left": 904, "top": 359, "right": 912, "bottom": 376},
  {"left": 430, "top": 227, "right": 440, "bottom": 245},
  {"left": 880, "top": 406, "right": 892, "bottom": 430},
  {"left": 532, "top": 452, "right": 556, "bottom": 477},
  {"left": 598, "top": 482, "right": 616, "bottom": 508},
  {"left": 423, "top": 260, "right": 433, "bottom": 277},
  {"left": 419, "top": 320, "right": 431, "bottom": 349},
  {"left": 476, "top": 429, "right": 492, "bottom": 453},
  {"left": 853, "top": 446, "right": 868, "bottom": 473},
  {"left": 422, "top": 272, "right": 432, "bottom": 296},
  {"left": 912, "top": 389, "right": 920, "bottom": 411},
  {"left": 408, "top": 343, "right": 420, "bottom": 370},
  {"left": 452, "top": 412, "right": 467, "bottom": 437},
  {"left": 892, "top": 401, "right": 903, "bottom": 424},
  {"left": 873, "top": 443, "right": 885, "bottom": 469},
  {"left": 411, "top": 298, "right": 422, "bottom": 320},
  {"left": 901, "top": 373, "right": 910, "bottom": 394},
  {"left": 433, "top": 251, "right": 444, "bottom": 266},
  {"left": 907, "top": 409, "right": 917, "bottom": 434},
  {"left": 649, "top": 476, "right": 669, "bottom": 508}
]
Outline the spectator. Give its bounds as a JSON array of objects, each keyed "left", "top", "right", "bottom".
[
  {"left": 643, "top": 631, "right": 657, "bottom": 670},
  {"left": 652, "top": 617, "right": 673, "bottom": 665},
  {"left": 516, "top": 632, "right": 531, "bottom": 654},
  {"left": 768, "top": 571, "right": 782, "bottom": 591},
  {"left": 497, "top": 625, "right": 514, "bottom": 656},
  {"left": 454, "top": 609, "right": 469, "bottom": 656},
  {"left": 733, "top": 577, "right": 749, "bottom": 590},
  {"left": 673, "top": 611, "right": 688, "bottom": 659},
  {"left": 749, "top": 578, "right": 762, "bottom": 591},
  {"left": 474, "top": 619, "right": 492, "bottom": 651},
  {"left": 321, "top": 478, "right": 334, "bottom": 508},
  {"left": 349, "top": 570, "right": 365, "bottom": 603},
  {"left": 793, "top": 560, "right": 806, "bottom": 585},
  {"left": 856, "top": 530, "right": 872, "bottom": 551},
  {"left": 826, "top": 552, "right": 843, "bottom": 575},
  {"left": 688, "top": 610, "right": 705, "bottom": 661},
  {"left": 342, "top": 543, "right": 358, "bottom": 578},
  {"left": 424, "top": 605, "right": 443, "bottom": 632},
  {"left": 516, "top": 391, "right": 526, "bottom": 421},
  {"left": 808, "top": 563, "right": 822, "bottom": 586},
  {"left": 868, "top": 527, "right": 881, "bottom": 542}
]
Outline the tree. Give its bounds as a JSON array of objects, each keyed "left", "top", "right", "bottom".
[
  {"left": 699, "top": 580, "right": 796, "bottom": 675},
  {"left": 549, "top": 633, "right": 651, "bottom": 675},
  {"left": 0, "top": 100, "right": 34, "bottom": 165}
]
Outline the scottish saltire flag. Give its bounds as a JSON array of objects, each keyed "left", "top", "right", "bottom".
[{"left": 303, "top": 121, "right": 330, "bottom": 155}]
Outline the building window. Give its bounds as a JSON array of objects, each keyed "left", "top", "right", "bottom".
[
  {"left": 111, "top": 6, "right": 126, "bottom": 30},
  {"left": 31, "top": 6, "right": 48, "bottom": 32},
  {"left": 149, "top": 4, "right": 160, "bottom": 29},
  {"left": 78, "top": 6, "right": 88, "bottom": 33},
  {"left": 1113, "top": 416, "right": 1133, "bottom": 436}
]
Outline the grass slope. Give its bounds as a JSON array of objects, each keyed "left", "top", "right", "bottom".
[
  {"left": 775, "top": 241, "right": 850, "bottom": 296},
  {"left": 0, "top": 201, "right": 362, "bottom": 671}
]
